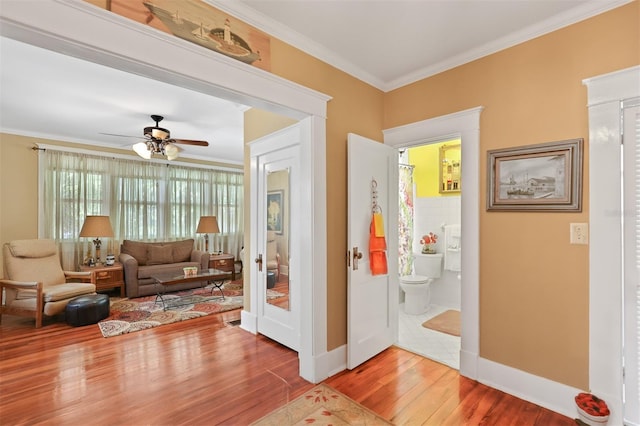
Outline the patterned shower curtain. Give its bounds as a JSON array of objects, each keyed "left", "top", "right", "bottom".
[{"left": 398, "top": 164, "right": 414, "bottom": 276}]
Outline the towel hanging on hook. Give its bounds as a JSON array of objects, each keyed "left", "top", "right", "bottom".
[{"left": 370, "top": 178, "right": 387, "bottom": 275}]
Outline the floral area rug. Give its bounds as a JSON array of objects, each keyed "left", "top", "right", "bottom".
[
  {"left": 98, "top": 283, "right": 283, "bottom": 338},
  {"left": 251, "top": 384, "right": 392, "bottom": 425}
]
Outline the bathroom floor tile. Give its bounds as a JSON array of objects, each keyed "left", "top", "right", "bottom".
[{"left": 396, "top": 303, "right": 460, "bottom": 369}]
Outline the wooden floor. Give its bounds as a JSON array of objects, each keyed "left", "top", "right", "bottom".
[{"left": 0, "top": 307, "right": 576, "bottom": 425}]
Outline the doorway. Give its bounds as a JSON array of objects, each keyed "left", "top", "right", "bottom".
[{"left": 395, "top": 140, "right": 462, "bottom": 369}]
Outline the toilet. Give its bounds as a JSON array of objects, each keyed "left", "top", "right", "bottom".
[{"left": 400, "top": 253, "right": 443, "bottom": 315}]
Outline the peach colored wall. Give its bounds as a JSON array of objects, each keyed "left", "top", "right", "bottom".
[
  {"left": 384, "top": 2, "right": 639, "bottom": 389},
  {"left": 0, "top": 135, "right": 39, "bottom": 278}
]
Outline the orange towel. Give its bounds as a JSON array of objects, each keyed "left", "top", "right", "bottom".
[
  {"left": 373, "top": 212, "right": 385, "bottom": 237},
  {"left": 369, "top": 215, "right": 388, "bottom": 275}
]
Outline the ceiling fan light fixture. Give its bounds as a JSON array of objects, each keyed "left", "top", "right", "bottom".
[
  {"left": 164, "top": 143, "right": 179, "bottom": 160},
  {"left": 145, "top": 126, "right": 169, "bottom": 140},
  {"left": 133, "top": 142, "right": 152, "bottom": 159}
]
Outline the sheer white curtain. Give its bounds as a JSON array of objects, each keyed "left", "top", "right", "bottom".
[{"left": 39, "top": 148, "right": 244, "bottom": 270}]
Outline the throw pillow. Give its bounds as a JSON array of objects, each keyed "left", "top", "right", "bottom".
[
  {"left": 172, "top": 239, "right": 195, "bottom": 263},
  {"left": 121, "top": 240, "right": 148, "bottom": 266},
  {"left": 148, "top": 244, "right": 173, "bottom": 265}
]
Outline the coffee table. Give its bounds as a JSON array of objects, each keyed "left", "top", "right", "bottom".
[{"left": 151, "top": 268, "right": 231, "bottom": 311}]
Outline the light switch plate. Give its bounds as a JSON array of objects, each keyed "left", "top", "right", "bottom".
[{"left": 570, "top": 223, "right": 588, "bottom": 244}]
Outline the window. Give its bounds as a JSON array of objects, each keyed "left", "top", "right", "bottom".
[{"left": 39, "top": 149, "right": 244, "bottom": 269}]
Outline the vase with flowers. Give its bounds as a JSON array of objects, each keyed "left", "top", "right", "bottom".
[{"left": 420, "top": 232, "right": 438, "bottom": 254}]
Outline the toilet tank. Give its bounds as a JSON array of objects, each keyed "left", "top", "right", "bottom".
[{"left": 414, "top": 253, "right": 443, "bottom": 278}]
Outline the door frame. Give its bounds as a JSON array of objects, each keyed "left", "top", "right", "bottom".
[
  {"left": 0, "top": 0, "right": 329, "bottom": 383},
  {"left": 383, "top": 106, "right": 483, "bottom": 380},
  {"left": 583, "top": 65, "right": 640, "bottom": 424}
]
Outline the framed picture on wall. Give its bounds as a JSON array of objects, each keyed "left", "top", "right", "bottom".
[
  {"left": 267, "top": 190, "right": 284, "bottom": 234},
  {"left": 487, "top": 138, "right": 583, "bottom": 212}
]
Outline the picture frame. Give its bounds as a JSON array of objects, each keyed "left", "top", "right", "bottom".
[
  {"left": 487, "top": 138, "right": 583, "bottom": 212},
  {"left": 267, "top": 190, "right": 284, "bottom": 234}
]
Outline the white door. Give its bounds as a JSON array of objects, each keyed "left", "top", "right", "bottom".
[
  {"left": 347, "top": 133, "right": 399, "bottom": 369},
  {"left": 251, "top": 125, "right": 301, "bottom": 351}
]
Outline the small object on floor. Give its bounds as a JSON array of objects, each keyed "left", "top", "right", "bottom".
[
  {"left": 266, "top": 271, "right": 276, "bottom": 289},
  {"left": 227, "top": 319, "right": 241, "bottom": 327},
  {"left": 66, "top": 293, "right": 110, "bottom": 326},
  {"left": 422, "top": 309, "right": 461, "bottom": 337}
]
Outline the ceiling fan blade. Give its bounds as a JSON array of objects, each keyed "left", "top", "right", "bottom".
[
  {"left": 171, "top": 139, "right": 209, "bottom": 146},
  {"left": 99, "top": 132, "right": 146, "bottom": 140}
]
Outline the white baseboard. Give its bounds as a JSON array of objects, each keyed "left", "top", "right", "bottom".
[
  {"left": 459, "top": 348, "right": 478, "bottom": 379},
  {"left": 477, "top": 357, "right": 582, "bottom": 420},
  {"left": 310, "top": 344, "right": 347, "bottom": 382},
  {"left": 240, "top": 309, "right": 257, "bottom": 334}
]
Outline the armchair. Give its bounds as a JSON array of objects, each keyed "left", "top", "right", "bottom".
[
  {"left": 1, "top": 239, "right": 95, "bottom": 328},
  {"left": 266, "top": 231, "right": 280, "bottom": 281}
]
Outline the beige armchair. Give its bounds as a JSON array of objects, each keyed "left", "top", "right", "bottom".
[
  {"left": 266, "top": 231, "right": 280, "bottom": 280},
  {"left": 1, "top": 239, "right": 95, "bottom": 328}
]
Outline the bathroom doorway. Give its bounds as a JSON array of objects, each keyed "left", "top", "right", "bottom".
[{"left": 395, "top": 140, "right": 462, "bottom": 370}]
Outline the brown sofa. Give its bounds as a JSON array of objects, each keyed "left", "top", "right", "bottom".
[{"left": 118, "top": 239, "right": 209, "bottom": 298}]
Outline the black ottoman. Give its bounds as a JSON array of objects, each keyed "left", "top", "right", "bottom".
[
  {"left": 65, "top": 294, "right": 110, "bottom": 326},
  {"left": 267, "top": 271, "right": 276, "bottom": 289}
]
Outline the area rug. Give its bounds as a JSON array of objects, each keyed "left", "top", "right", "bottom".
[
  {"left": 421, "top": 309, "right": 461, "bottom": 337},
  {"left": 98, "top": 284, "right": 284, "bottom": 338},
  {"left": 251, "top": 384, "right": 392, "bottom": 425}
]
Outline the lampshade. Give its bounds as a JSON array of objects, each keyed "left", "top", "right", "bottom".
[
  {"left": 79, "top": 216, "right": 114, "bottom": 238},
  {"left": 196, "top": 216, "right": 220, "bottom": 234},
  {"left": 133, "top": 142, "right": 152, "bottom": 159},
  {"left": 164, "top": 143, "right": 179, "bottom": 161}
]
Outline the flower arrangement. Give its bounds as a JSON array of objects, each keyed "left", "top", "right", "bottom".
[
  {"left": 575, "top": 392, "right": 609, "bottom": 425},
  {"left": 420, "top": 232, "right": 438, "bottom": 254}
]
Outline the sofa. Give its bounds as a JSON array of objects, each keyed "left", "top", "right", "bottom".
[{"left": 118, "top": 239, "right": 209, "bottom": 298}]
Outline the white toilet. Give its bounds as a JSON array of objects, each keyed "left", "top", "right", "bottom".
[{"left": 400, "top": 253, "right": 443, "bottom": 315}]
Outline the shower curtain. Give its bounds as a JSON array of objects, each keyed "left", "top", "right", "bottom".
[{"left": 398, "top": 164, "right": 414, "bottom": 276}]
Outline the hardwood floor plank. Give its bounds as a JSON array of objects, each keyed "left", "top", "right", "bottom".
[{"left": 0, "top": 308, "right": 574, "bottom": 425}]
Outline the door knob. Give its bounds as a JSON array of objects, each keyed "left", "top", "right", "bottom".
[
  {"left": 352, "top": 247, "right": 363, "bottom": 270},
  {"left": 255, "top": 253, "right": 263, "bottom": 272}
]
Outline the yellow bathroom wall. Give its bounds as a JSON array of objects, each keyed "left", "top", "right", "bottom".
[{"left": 409, "top": 139, "right": 461, "bottom": 198}]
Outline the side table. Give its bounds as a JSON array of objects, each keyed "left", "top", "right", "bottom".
[
  {"left": 209, "top": 253, "right": 235, "bottom": 281},
  {"left": 80, "top": 262, "right": 125, "bottom": 297}
]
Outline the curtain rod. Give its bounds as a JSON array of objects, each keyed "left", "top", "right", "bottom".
[{"left": 34, "top": 143, "right": 243, "bottom": 173}]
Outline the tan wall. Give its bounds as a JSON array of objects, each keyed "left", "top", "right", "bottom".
[
  {"left": 0, "top": 135, "right": 39, "bottom": 278},
  {"left": 384, "top": 2, "right": 639, "bottom": 389}
]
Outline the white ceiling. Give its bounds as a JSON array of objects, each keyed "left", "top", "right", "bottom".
[{"left": 0, "top": 0, "right": 627, "bottom": 164}]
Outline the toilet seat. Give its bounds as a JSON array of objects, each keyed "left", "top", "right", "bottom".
[{"left": 400, "top": 275, "right": 429, "bottom": 284}]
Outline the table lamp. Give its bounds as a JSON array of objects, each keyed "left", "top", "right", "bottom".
[
  {"left": 196, "top": 216, "right": 220, "bottom": 253},
  {"left": 79, "top": 215, "right": 114, "bottom": 264}
]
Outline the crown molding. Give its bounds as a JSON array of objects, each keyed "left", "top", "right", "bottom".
[{"left": 209, "top": 0, "right": 633, "bottom": 92}]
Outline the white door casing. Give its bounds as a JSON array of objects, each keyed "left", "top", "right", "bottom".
[
  {"left": 383, "top": 106, "right": 482, "bottom": 380},
  {"left": 347, "top": 133, "right": 399, "bottom": 369}
]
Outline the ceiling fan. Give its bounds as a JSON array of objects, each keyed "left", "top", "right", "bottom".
[{"left": 103, "top": 115, "right": 209, "bottom": 161}]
